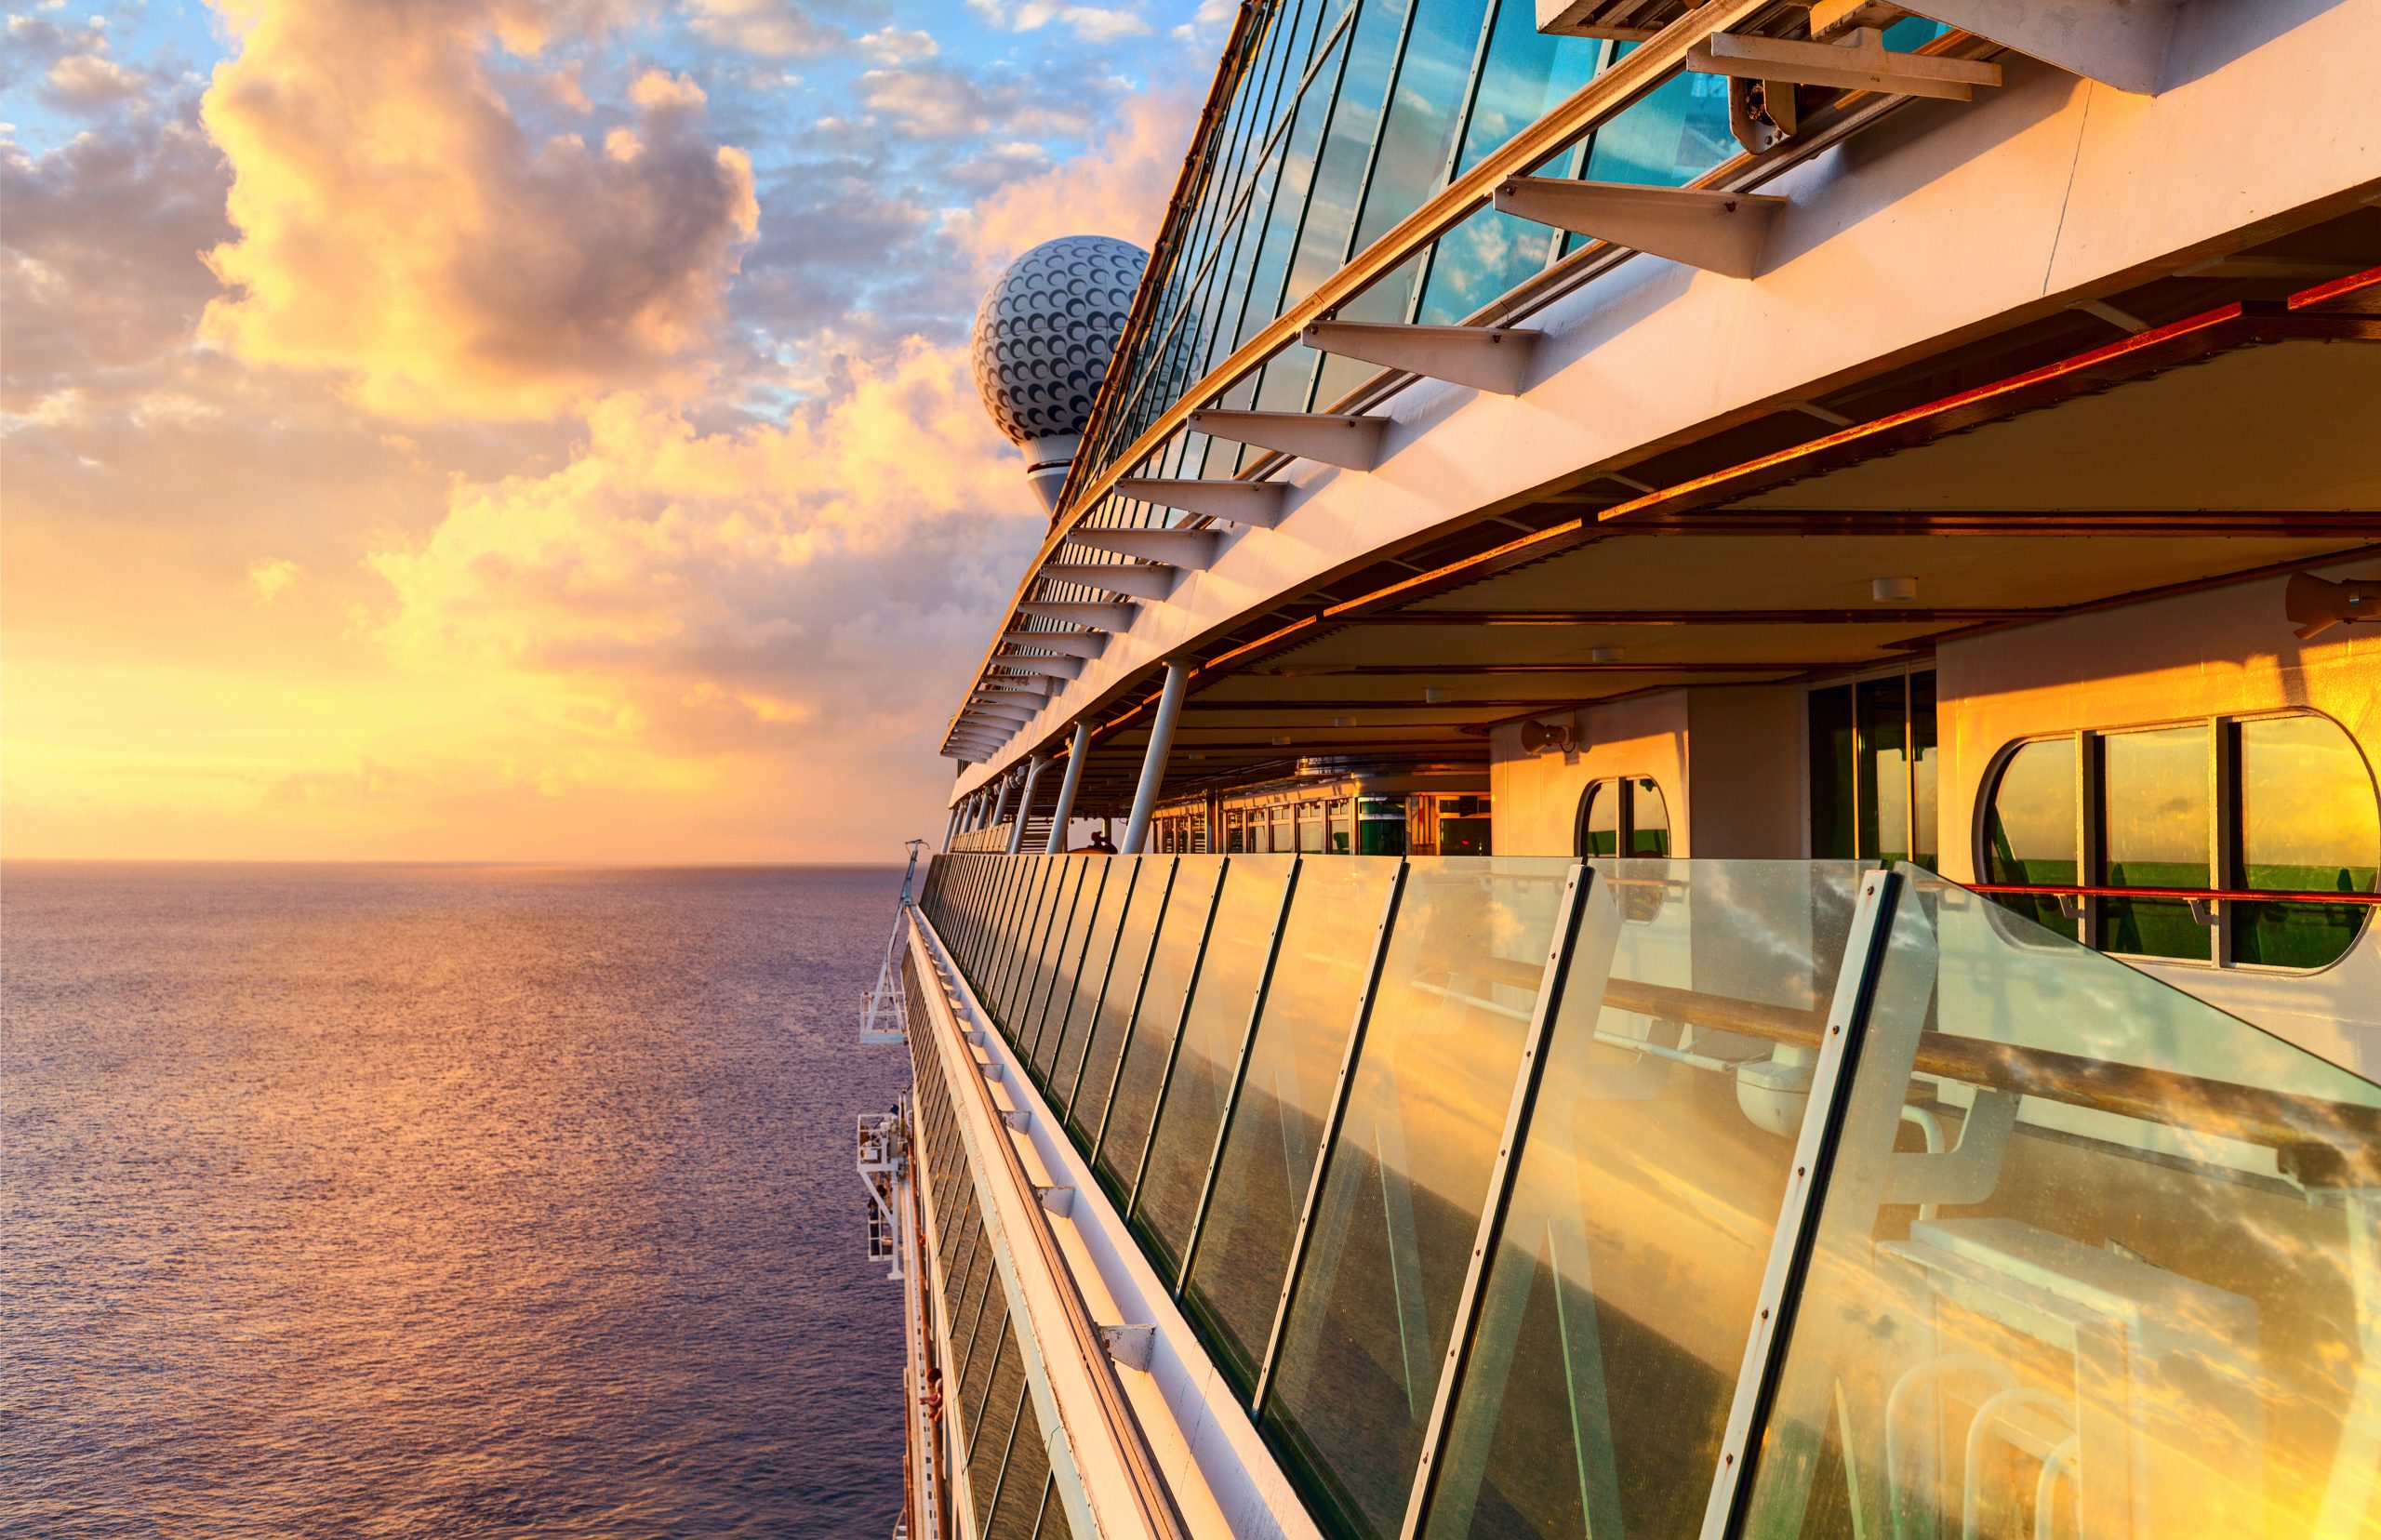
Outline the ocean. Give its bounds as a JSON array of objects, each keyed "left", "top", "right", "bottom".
[{"left": 0, "top": 862, "right": 912, "bottom": 1538}]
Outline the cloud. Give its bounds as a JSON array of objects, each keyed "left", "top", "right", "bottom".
[
  {"left": 685, "top": 0, "right": 853, "bottom": 59},
  {"left": 970, "top": 0, "right": 1155, "bottom": 43},
  {"left": 1, "top": 103, "right": 233, "bottom": 410},
  {"left": 247, "top": 556, "right": 301, "bottom": 604},
  {"left": 947, "top": 81, "right": 1197, "bottom": 263},
  {"left": 196, "top": 0, "right": 761, "bottom": 420}
]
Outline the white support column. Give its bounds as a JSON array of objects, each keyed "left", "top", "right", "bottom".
[
  {"left": 1044, "top": 722, "right": 1092, "bottom": 854},
  {"left": 990, "top": 772, "right": 1016, "bottom": 830},
  {"left": 1120, "top": 660, "right": 1190, "bottom": 856},
  {"left": 943, "top": 803, "right": 962, "bottom": 848},
  {"left": 1006, "top": 754, "right": 1049, "bottom": 856}
]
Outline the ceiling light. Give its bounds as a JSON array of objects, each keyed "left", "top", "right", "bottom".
[
  {"left": 1872, "top": 576, "right": 1919, "bottom": 604},
  {"left": 1588, "top": 646, "right": 1624, "bottom": 663},
  {"left": 1424, "top": 687, "right": 1451, "bottom": 704}
]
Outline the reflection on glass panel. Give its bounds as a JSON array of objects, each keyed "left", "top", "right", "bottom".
[
  {"left": 1186, "top": 858, "right": 1402, "bottom": 1390},
  {"left": 1912, "top": 670, "right": 1939, "bottom": 870},
  {"left": 968, "top": 1341, "right": 1028, "bottom": 1533},
  {"left": 1136, "top": 856, "right": 1299, "bottom": 1271},
  {"left": 1582, "top": 61, "right": 1730, "bottom": 187},
  {"left": 2101, "top": 724, "right": 2212, "bottom": 961},
  {"left": 987, "top": 1391, "right": 1053, "bottom": 1540},
  {"left": 1098, "top": 857, "right": 1228, "bottom": 1198},
  {"left": 1982, "top": 737, "right": 2079, "bottom": 936},
  {"left": 1263, "top": 856, "right": 1573, "bottom": 1539},
  {"left": 1070, "top": 859, "right": 1176, "bottom": 1148},
  {"left": 1629, "top": 778, "right": 1669, "bottom": 856},
  {"left": 961, "top": 1296, "right": 1011, "bottom": 1444},
  {"left": 1057, "top": 866, "right": 1137, "bottom": 1109},
  {"left": 1578, "top": 781, "right": 1618, "bottom": 857},
  {"left": 1415, "top": 8, "right": 1600, "bottom": 323},
  {"left": 998, "top": 859, "right": 1061, "bottom": 1028},
  {"left": 1859, "top": 675, "right": 1910, "bottom": 865},
  {"left": 1017, "top": 859, "right": 1085, "bottom": 1060},
  {"left": 1298, "top": 801, "right": 1326, "bottom": 853},
  {"left": 1031, "top": 861, "right": 1109, "bottom": 1079},
  {"left": 1420, "top": 861, "right": 1869, "bottom": 1540},
  {"left": 1740, "top": 870, "right": 2381, "bottom": 1540},
  {"left": 1031, "top": 1477, "right": 1071, "bottom": 1540},
  {"left": 2235, "top": 714, "right": 2379, "bottom": 970}
]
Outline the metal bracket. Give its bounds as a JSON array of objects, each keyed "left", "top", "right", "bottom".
[
  {"left": 2188, "top": 896, "right": 2221, "bottom": 927},
  {"left": 981, "top": 1061, "right": 1004, "bottom": 1082},
  {"left": 1097, "top": 1323, "right": 1156, "bottom": 1373},
  {"left": 1689, "top": 27, "right": 2003, "bottom": 101},
  {"left": 1036, "top": 1184, "right": 1076, "bottom": 1217}
]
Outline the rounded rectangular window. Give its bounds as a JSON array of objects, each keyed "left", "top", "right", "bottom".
[
  {"left": 1980, "top": 737, "right": 2079, "bottom": 936},
  {"left": 2234, "top": 714, "right": 2378, "bottom": 969}
]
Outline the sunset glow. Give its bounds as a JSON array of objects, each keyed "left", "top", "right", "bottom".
[{"left": 2, "top": 0, "right": 1219, "bottom": 860}]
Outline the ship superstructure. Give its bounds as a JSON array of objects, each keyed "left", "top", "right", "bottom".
[{"left": 862, "top": 3, "right": 2381, "bottom": 1536}]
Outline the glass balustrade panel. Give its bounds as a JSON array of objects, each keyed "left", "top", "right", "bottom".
[
  {"left": 1031, "top": 861, "right": 1112, "bottom": 1083},
  {"left": 1134, "top": 856, "right": 1299, "bottom": 1272},
  {"left": 1185, "top": 857, "right": 1403, "bottom": 1391},
  {"left": 1418, "top": 859, "right": 1870, "bottom": 1539},
  {"left": 1069, "top": 858, "right": 1178, "bottom": 1153},
  {"left": 1097, "top": 856, "right": 1228, "bottom": 1199},
  {"left": 1051, "top": 860, "right": 1143, "bottom": 1112},
  {"left": 1740, "top": 868, "right": 2381, "bottom": 1540},
  {"left": 1261, "top": 856, "right": 1573, "bottom": 1540}
]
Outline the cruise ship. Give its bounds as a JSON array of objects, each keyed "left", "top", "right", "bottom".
[{"left": 854, "top": 2, "right": 2381, "bottom": 1535}]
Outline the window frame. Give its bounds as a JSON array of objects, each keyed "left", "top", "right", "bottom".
[
  {"left": 1572, "top": 774, "right": 1670, "bottom": 859},
  {"left": 1803, "top": 662, "right": 1937, "bottom": 866},
  {"left": 1974, "top": 708, "right": 2379, "bottom": 974}
]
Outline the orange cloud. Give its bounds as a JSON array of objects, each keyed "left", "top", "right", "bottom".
[{"left": 198, "top": 0, "right": 758, "bottom": 420}]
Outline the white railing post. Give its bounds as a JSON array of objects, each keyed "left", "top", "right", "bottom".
[
  {"left": 1121, "top": 660, "right": 1190, "bottom": 856},
  {"left": 1044, "top": 722, "right": 1092, "bottom": 854},
  {"left": 1007, "top": 754, "right": 1050, "bottom": 855}
]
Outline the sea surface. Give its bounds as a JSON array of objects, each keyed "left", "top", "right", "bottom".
[{"left": 0, "top": 862, "right": 912, "bottom": 1538}]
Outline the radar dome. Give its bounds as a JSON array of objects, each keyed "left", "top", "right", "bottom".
[{"left": 970, "top": 234, "right": 1148, "bottom": 511}]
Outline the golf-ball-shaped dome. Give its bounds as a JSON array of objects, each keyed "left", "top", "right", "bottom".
[{"left": 971, "top": 235, "right": 1148, "bottom": 448}]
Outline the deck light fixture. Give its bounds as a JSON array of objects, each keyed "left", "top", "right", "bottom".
[{"left": 1873, "top": 576, "right": 1920, "bottom": 604}]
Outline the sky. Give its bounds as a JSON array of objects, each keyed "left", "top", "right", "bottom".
[{"left": 1, "top": 0, "right": 1222, "bottom": 862}]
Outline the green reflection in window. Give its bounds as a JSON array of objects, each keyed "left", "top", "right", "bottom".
[
  {"left": 2235, "top": 714, "right": 2378, "bottom": 969},
  {"left": 1184, "top": 858, "right": 1402, "bottom": 1391},
  {"left": 1577, "top": 780, "right": 1618, "bottom": 858},
  {"left": 2100, "top": 724, "right": 2211, "bottom": 961},
  {"left": 1982, "top": 737, "right": 2078, "bottom": 936},
  {"left": 1135, "top": 856, "right": 1297, "bottom": 1272},
  {"left": 1628, "top": 778, "right": 1669, "bottom": 856},
  {"left": 1262, "top": 857, "right": 1571, "bottom": 1539}
]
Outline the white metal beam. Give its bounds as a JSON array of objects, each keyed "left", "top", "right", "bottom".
[
  {"left": 1114, "top": 477, "right": 1289, "bottom": 528},
  {"left": 1688, "top": 28, "right": 2002, "bottom": 100},
  {"left": 1017, "top": 600, "right": 1136, "bottom": 631},
  {"left": 1120, "top": 661, "right": 1190, "bottom": 856},
  {"left": 1493, "top": 177, "right": 1786, "bottom": 278},
  {"left": 991, "top": 653, "right": 1085, "bottom": 681},
  {"left": 1063, "top": 527, "right": 1219, "bottom": 567},
  {"left": 1301, "top": 320, "right": 1542, "bottom": 395},
  {"left": 1039, "top": 562, "right": 1180, "bottom": 601},
  {"left": 1896, "top": 0, "right": 2177, "bottom": 95},
  {"left": 1002, "top": 629, "right": 1107, "bottom": 661},
  {"left": 1188, "top": 409, "right": 1388, "bottom": 471},
  {"left": 1043, "top": 721, "right": 1092, "bottom": 855}
]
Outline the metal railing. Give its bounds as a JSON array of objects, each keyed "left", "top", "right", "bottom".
[{"left": 915, "top": 849, "right": 2381, "bottom": 1540}]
